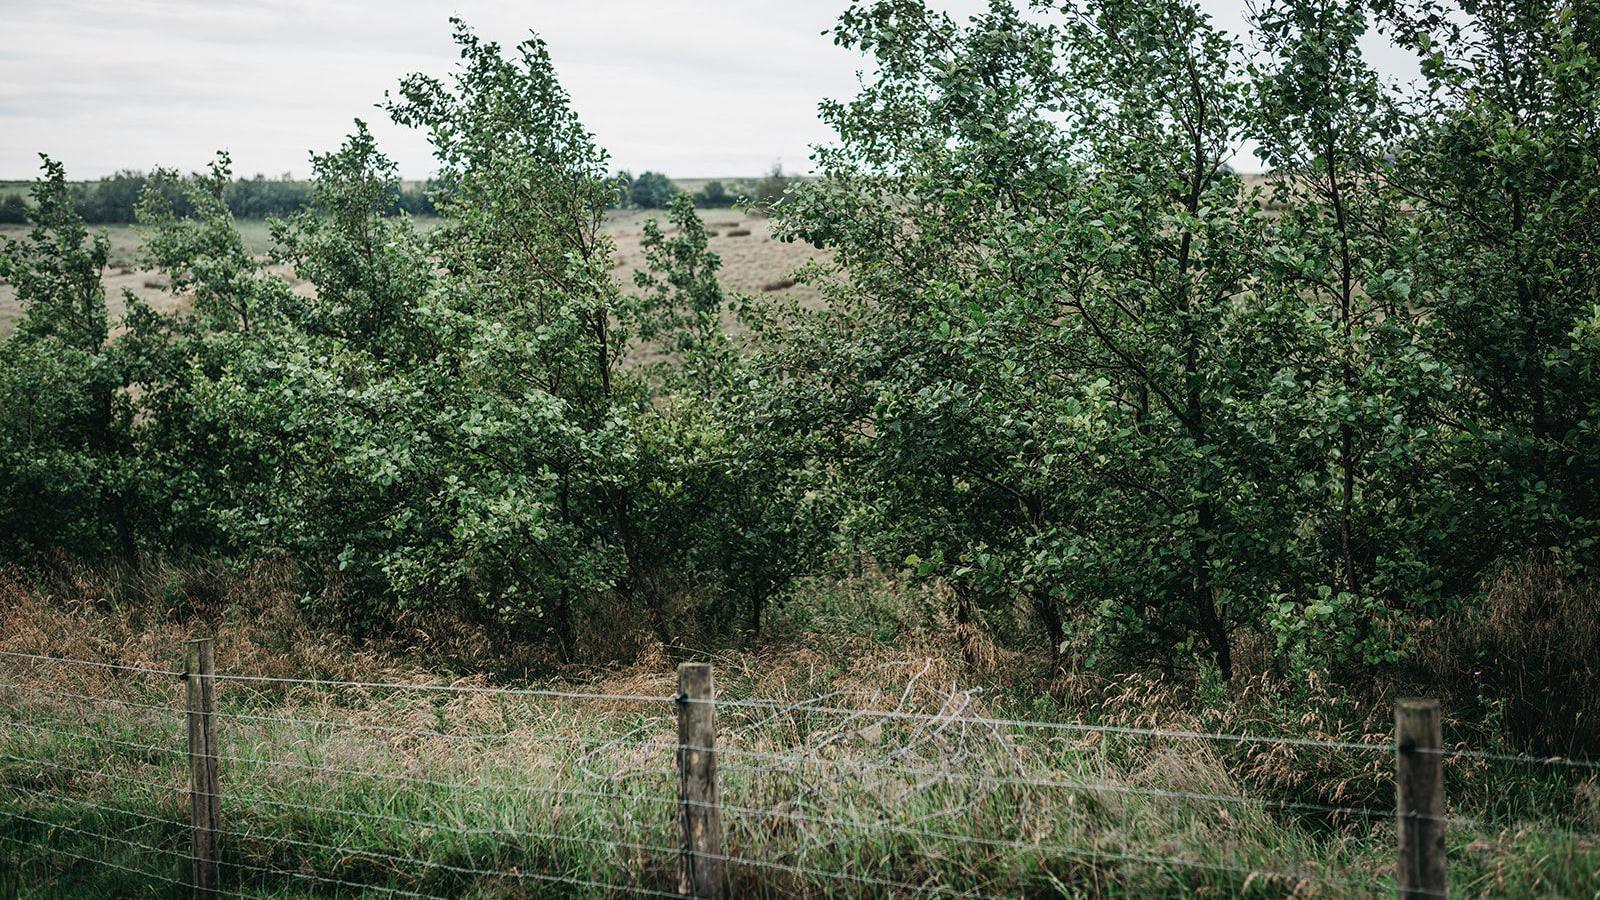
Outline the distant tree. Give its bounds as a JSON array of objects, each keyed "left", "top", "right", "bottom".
[
  {"left": 224, "top": 174, "right": 312, "bottom": 218},
  {"left": 754, "top": 163, "right": 791, "bottom": 208},
  {"left": 628, "top": 170, "right": 678, "bottom": 209},
  {"left": 0, "top": 195, "right": 29, "bottom": 224},
  {"left": 693, "top": 180, "right": 732, "bottom": 208}
]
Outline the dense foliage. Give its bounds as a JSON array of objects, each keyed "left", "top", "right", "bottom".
[
  {"left": 1, "top": 2, "right": 1596, "bottom": 707},
  {"left": 612, "top": 170, "right": 681, "bottom": 209},
  {"left": 751, "top": 0, "right": 1599, "bottom": 679}
]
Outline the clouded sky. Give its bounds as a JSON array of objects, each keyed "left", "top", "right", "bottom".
[{"left": 0, "top": 1, "right": 1419, "bottom": 181}]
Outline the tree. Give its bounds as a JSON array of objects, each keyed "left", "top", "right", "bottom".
[
  {"left": 0, "top": 156, "right": 135, "bottom": 562},
  {"left": 693, "top": 180, "right": 732, "bottom": 208},
  {"left": 628, "top": 171, "right": 679, "bottom": 208},
  {"left": 1388, "top": 0, "right": 1600, "bottom": 568},
  {"left": 757, "top": 0, "right": 1338, "bottom": 677},
  {"left": 1246, "top": 0, "right": 1456, "bottom": 667}
]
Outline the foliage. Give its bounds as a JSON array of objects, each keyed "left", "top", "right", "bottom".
[
  {"left": 627, "top": 170, "right": 679, "bottom": 208},
  {"left": 33, "top": 169, "right": 432, "bottom": 224},
  {"left": 0, "top": 194, "right": 29, "bottom": 225},
  {"left": 692, "top": 180, "right": 733, "bottom": 207},
  {"left": 0, "top": 157, "right": 132, "bottom": 561},
  {"left": 1, "top": 3, "right": 1598, "bottom": 704},
  {"left": 745, "top": 0, "right": 1600, "bottom": 680}
]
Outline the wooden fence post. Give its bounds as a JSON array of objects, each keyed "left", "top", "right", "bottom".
[
  {"left": 185, "top": 638, "right": 220, "bottom": 899},
  {"left": 1396, "top": 698, "right": 1446, "bottom": 899},
  {"left": 676, "top": 662, "right": 724, "bottom": 899}
]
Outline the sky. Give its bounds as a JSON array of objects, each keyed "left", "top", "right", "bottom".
[{"left": 0, "top": 1, "right": 1420, "bottom": 181}]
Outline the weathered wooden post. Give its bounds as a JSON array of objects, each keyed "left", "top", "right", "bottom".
[
  {"left": 1395, "top": 698, "right": 1446, "bottom": 898},
  {"left": 676, "top": 662, "right": 724, "bottom": 899},
  {"left": 185, "top": 638, "right": 220, "bottom": 899}
]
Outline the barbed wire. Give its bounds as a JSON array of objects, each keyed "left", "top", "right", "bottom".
[
  {"left": 210, "top": 669, "right": 676, "bottom": 705},
  {"left": 8, "top": 701, "right": 1596, "bottom": 840},
  {"left": 5, "top": 782, "right": 184, "bottom": 828},
  {"left": 697, "top": 695, "right": 1391, "bottom": 753},
  {"left": 0, "top": 807, "right": 187, "bottom": 868},
  {"left": 5, "top": 649, "right": 1596, "bottom": 770},
  {"left": 210, "top": 706, "right": 672, "bottom": 749},
  {"left": 204, "top": 821, "right": 683, "bottom": 898},
  {"left": 701, "top": 794, "right": 1393, "bottom": 895},
  {"left": 0, "top": 649, "right": 182, "bottom": 678},
  {"left": 0, "top": 678, "right": 182, "bottom": 715},
  {"left": 0, "top": 650, "right": 1594, "bottom": 899},
  {"left": 706, "top": 741, "right": 1469, "bottom": 827},
  {"left": 217, "top": 856, "right": 449, "bottom": 900},
  {"left": 0, "top": 753, "right": 182, "bottom": 800},
  {"left": 3, "top": 718, "right": 186, "bottom": 758},
  {"left": 1418, "top": 745, "right": 1600, "bottom": 771}
]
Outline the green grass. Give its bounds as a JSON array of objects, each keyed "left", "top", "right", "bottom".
[
  {"left": 0, "top": 565, "right": 1593, "bottom": 898},
  {"left": 2, "top": 645, "right": 1596, "bottom": 898}
]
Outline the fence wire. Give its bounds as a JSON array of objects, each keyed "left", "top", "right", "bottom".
[{"left": 1, "top": 650, "right": 1596, "bottom": 898}]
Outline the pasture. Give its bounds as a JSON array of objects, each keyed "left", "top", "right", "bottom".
[{"left": 0, "top": 206, "right": 824, "bottom": 335}]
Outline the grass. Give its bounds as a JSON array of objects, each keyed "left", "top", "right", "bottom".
[{"left": 0, "top": 564, "right": 1596, "bottom": 897}]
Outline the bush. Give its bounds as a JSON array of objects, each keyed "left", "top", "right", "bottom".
[
  {"left": 628, "top": 171, "right": 678, "bottom": 209},
  {"left": 693, "top": 181, "right": 732, "bottom": 207},
  {"left": 0, "top": 195, "right": 28, "bottom": 224}
]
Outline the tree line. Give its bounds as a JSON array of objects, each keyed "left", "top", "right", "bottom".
[
  {"left": 0, "top": 171, "right": 436, "bottom": 225},
  {"left": 1, "top": 2, "right": 1596, "bottom": 742},
  {"left": 617, "top": 167, "right": 793, "bottom": 209}
]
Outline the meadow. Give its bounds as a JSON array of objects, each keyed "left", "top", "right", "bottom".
[{"left": 0, "top": 206, "right": 825, "bottom": 335}]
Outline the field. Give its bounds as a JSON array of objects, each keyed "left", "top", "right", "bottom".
[{"left": 0, "top": 207, "right": 826, "bottom": 335}]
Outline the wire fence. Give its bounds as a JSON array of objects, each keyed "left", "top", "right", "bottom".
[{"left": 0, "top": 645, "right": 1596, "bottom": 898}]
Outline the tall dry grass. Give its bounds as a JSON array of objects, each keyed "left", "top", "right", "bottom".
[{"left": 0, "top": 559, "right": 1596, "bottom": 896}]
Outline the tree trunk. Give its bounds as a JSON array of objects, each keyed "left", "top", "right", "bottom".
[{"left": 1030, "top": 591, "right": 1065, "bottom": 672}]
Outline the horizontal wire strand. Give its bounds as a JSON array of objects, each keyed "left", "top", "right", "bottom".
[
  {"left": 211, "top": 670, "right": 674, "bottom": 704},
  {"left": 699, "top": 794, "right": 1391, "bottom": 895},
  {"left": 0, "top": 679, "right": 182, "bottom": 715},
  {"left": 697, "top": 695, "right": 1390, "bottom": 753},
  {"left": 5, "top": 650, "right": 1594, "bottom": 770},
  {"left": 0, "top": 751, "right": 184, "bottom": 793},
  {"left": 15, "top": 715, "right": 1577, "bottom": 837},
  {"left": 216, "top": 855, "right": 449, "bottom": 900},
  {"left": 0, "top": 807, "right": 189, "bottom": 867},
  {"left": 1419, "top": 745, "right": 1600, "bottom": 771},
  {"left": 0, "top": 830, "right": 191, "bottom": 890},
  {"left": 0, "top": 649, "right": 182, "bottom": 678},
  {"left": 203, "top": 821, "right": 682, "bottom": 898}
]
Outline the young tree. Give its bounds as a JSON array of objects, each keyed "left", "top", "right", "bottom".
[
  {"left": 628, "top": 171, "right": 679, "bottom": 209},
  {"left": 1247, "top": 0, "right": 1454, "bottom": 666},
  {"left": 0, "top": 157, "right": 133, "bottom": 561},
  {"left": 1389, "top": 0, "right": 1600, "bottom": 568}
]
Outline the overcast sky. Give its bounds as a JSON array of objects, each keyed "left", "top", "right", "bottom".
[{"left": 0, "top": 1, "right": 1420, "bottom": 181}]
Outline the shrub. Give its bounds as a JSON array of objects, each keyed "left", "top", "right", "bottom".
[
  {"left": 628, "top": 171, "right": 678, "bottom": 209},
  {"left": 693, "top": 180, "right": 732, "bottom": 207},
  {"left": 0, "top": 195, "right": 28, "bottom": 224}
]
